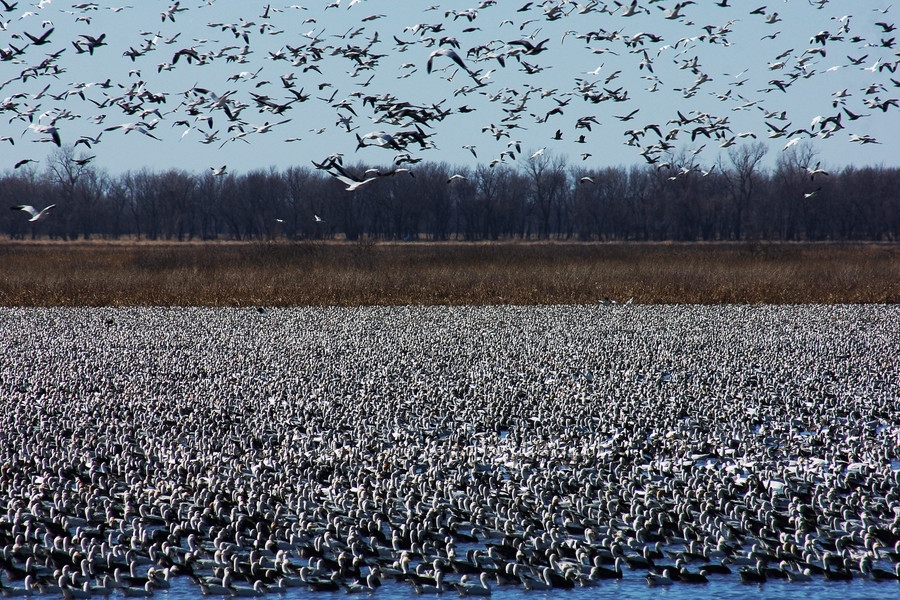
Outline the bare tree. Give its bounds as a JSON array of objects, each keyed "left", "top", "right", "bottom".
[
  {"left": 284, "top": 165, "right": 326, "bottom": 239},
  {"left": 157, "top": 170, "right": 198, "bottom": 240},
  {"left": 104, "top": 177, "right": 132, "bottom": 239},
  {"left": 624, "top": 166, "right": 655, "bottom": 240},
  {"left": 468, "top": 164, "right": 525, "bottom": 239},
  {"left": 127, "top": 169, "right": 163, "bottom": 240},
  {"left": 836, "top": 166, "right": 900, "bottom": 240},
  {"left": 772, "top": 142, "right": 817, "bottom": 239},
  {"left": 416, "top": 162, "right": 454, "bottom": 240},
  {"left": 719, "top": 141, "right": 767, "bottom": 240},
  {"left": 46, "top": 145, "right": 100, "bottom": 239},
  {"left": 5, "top": 154, "right": 900, "bottom": 242},
  {"left": 194, "top": 171, "right": 224, "bottom": 240},
  {"left": 522, "top": 151, "right": 568, "bottom": 239}
]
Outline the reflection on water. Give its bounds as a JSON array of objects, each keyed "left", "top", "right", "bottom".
[{"left": 153, "top": 572, "right": 897, "bottom": 600}]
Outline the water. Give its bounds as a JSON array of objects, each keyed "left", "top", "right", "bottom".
[{"left": 155, "top": 573, "right": 899, "bottom": 600}]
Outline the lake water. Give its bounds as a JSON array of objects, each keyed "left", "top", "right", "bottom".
[{"left": 153, "top": 573, "right": 899, "bottom": 600}]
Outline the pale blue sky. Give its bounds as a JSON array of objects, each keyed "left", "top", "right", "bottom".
[{"left": 1, "top": 0, "right": 897, "bottom": 176}]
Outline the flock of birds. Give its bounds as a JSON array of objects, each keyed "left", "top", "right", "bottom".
[
  {"left": 1, "top": 304, "right": 899, "bottom": 598},
  {"left": 0, "top": 0, "right": 898, "bottom": 184}
]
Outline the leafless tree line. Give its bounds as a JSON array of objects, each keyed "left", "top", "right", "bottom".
[{"left": 2, "top": 143, "right": 898, "bottom": 241}]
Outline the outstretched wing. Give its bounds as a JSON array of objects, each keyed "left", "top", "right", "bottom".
[{"left": 10, "top": 204, "right": 39, "bottom": 219}]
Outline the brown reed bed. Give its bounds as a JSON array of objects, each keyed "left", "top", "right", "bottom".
[{"left": 0, "top": 240, "right": 897, "bottom": 306}]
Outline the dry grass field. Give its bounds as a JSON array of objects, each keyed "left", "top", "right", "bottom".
[{"left": 0, "top": 240, "right": 897, "bottom": 306}]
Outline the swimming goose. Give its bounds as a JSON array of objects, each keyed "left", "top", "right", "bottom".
[{"left": 455, "top": 573, "right": 491, "bottom": 596}]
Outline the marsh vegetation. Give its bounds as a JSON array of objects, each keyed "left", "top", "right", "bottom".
[{"left": 1, "top": 241, "right": 896, "bottom": 306}]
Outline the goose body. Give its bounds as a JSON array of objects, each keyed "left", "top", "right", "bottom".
[
  {"left": 646, "top": 572, "right": 674, "bottom": 587},
  {"left": 455, "top": 573, "right": 491, "bottom": 596}
]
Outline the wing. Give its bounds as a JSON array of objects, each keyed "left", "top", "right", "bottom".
[{"left": 11, "top": 204, "right": 39, "bottom": 218}]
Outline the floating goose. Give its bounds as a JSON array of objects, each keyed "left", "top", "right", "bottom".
[{"left": 455, "top": 573, "right": 491, "bottom": 596}]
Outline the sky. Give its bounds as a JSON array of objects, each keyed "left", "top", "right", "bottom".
[{"left": 1, "top": 0, "right": 898, "bottom": 177}]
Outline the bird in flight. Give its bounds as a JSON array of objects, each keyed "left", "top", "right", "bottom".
[
  {"left": 426, "top": 48, "right": 473, "bottom": 76},
  {"left": 14, "top": 158, "right": 36, "bottom": 169},
  {"left": 333, "top": 173, "right": 377, "bottom": 191},
  {"left": 23, "top": 28, "right": 54, "bottom": 45},
  {"left": 10, "top": 204, "right": 56, "bottom": 221}
]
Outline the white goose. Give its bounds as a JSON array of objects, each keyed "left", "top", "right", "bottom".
[
  {"left": 10, "top": 204, "right": 55, "bottom": 221},
  {"left": 455, "top": 572, "right": 491, "bottom": 596}
]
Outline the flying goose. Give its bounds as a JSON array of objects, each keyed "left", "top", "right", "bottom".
[{"left": 10, "top": 204, "right": 56, "bottom": 221}]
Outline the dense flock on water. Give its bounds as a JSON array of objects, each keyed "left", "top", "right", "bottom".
[{"left": 1, "top": 305, "right": 899, "bottom": 598}]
